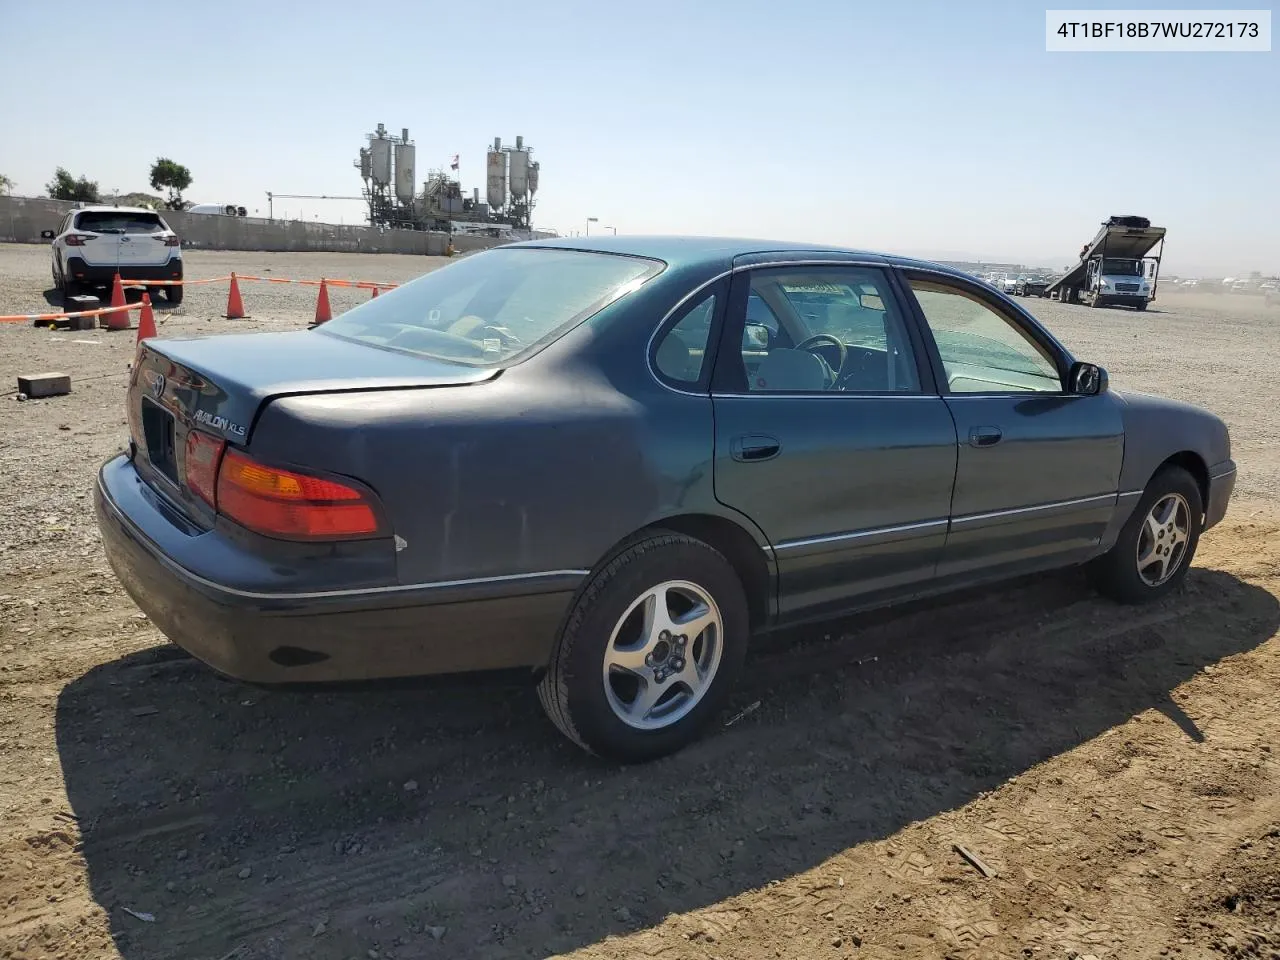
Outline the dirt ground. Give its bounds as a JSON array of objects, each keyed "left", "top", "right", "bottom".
[{"left": 1, "top": 244, "right": 1279, "bottom": 960}]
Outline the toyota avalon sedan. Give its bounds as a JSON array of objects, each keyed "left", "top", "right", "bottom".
[{"left": 95, "top": 236, "right": 1236, "bottom": 762}]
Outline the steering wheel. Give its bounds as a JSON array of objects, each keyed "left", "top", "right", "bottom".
[{"left": 795, "top": 333, "right": 847, "bottom": 381}]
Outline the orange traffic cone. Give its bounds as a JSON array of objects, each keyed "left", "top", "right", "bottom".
[
  {"left": 106, "top": 272, "right": 129, "bottom": 331},
  {"left": 314, "top": 279, "right": 332, "bottom": 324},
  {"left": 370, "top": 285, "right": 379, "bottom": 299},
  {"left": 225, "top": 273, "right": 246, "bottom": 319},
  {"left": 137, "top": 293, "right": 157, "bottom": 342}
]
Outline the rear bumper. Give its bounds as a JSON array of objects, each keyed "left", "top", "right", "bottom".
[
  {"left": 94, "top": 454, "right": 578, "bottom": 684},
  {"left": 66, "top": 256, "right": 183, "bottom": 285},
  {"left": 1205, "top": 460, "right": 1236, "bottom": 531}
]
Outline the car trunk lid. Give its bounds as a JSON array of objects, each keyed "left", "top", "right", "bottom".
[
  {"left": 73, "top": 210, "right": 173, "bottom": 267},
  {"left": 127, "top": 329, "right": 497, "bottom": 510}
]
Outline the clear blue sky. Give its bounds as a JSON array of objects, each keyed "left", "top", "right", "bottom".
[{"left": 1, "top": 0, "right": 1275, "bottom": 275}]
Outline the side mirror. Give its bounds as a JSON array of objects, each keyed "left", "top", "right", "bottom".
[
  {"left": 1069, "top": 361, "right": 1108, "bottom": 396},
  {"left": 40, "top": 230, "right": 55, "bottom": 241}
]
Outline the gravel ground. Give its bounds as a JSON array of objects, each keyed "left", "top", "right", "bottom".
[{"left": 1, "top": 242, "right": 1278, "bottom": 960}]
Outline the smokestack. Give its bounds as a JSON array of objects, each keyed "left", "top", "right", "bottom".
[
  {"left": 516, "top": 135, "right": 523, "bottom": 150},
  {"left": 402, "top": 127, "right": 409, "bottom": 142}
]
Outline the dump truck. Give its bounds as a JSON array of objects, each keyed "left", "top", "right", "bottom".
[{"left": 1046, "top": 215, "right": 1166, "bottom": 310}]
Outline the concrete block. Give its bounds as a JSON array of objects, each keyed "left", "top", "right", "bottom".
[
  {"left": 56, "top": 295, "right": 100, "bottom": 331},
  {"left": 17, "top": 373, "right": 71, "bottom": 399},
  {"left": 66, "top": 294, "right": 100, "bottom": 312}
]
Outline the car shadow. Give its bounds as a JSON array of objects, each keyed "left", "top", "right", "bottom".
[
  {"left": 40, "top": 286, "right": 180, "bottom": 312},
  {"left": 54, "top": 564, "right": 1278, "bottom": 960}
]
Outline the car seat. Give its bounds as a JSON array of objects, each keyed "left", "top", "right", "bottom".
[{"left": 750, "top": 348, "right": 830, "bottom": 391}]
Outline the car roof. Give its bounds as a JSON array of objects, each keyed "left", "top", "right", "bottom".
[
  {"left": 506, "top": 234, "right": 975, "bottom": 281},
  {"left": 72, "top": 205, "right": 163, "bottom": 215}
]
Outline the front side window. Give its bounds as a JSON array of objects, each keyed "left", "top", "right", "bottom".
[
  {"left": 907, "top": 277, "right": 1062, "bottom": 393},
  {"left": 319, "top": 247, "right": 663, "bottom": 366},
  {"left": 733, "top": 267, "right": 921, "bottom": 394}
]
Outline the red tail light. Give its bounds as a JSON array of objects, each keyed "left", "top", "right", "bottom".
[
  {"left": 184, "top": 430, "right": 225, "bottom": 507},
  {"left": 214, "top": 449, "right": 382, "bottom": 540},
  {"left": 158, "top": 235, "right": 180, "bottom": 246},
  {"left": 64, "top": 233, "right": 92, "bottom": 246}
]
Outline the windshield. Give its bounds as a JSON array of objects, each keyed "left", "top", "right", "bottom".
[
  {"left": 74, "top": 211, "right": 165, "bottom": 234},
  {"left": 1102, "top": 258, "right": 1142, "bottom": 276},
  {"left": 318, "top": 247, "right": 663, "bottom": 366}
]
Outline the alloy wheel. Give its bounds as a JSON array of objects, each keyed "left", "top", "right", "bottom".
[
  {"left": 1136, "top": 492, "right": 1191, "bottom": 587},
  {"left": 601, "top": 580, "right": 723, "bottom": 731}
]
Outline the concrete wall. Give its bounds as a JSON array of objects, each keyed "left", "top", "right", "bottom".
[{"left": 0, "top": 195, "right": 501, "bottom": 256}]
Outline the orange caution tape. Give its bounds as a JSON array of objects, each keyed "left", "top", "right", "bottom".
[
  {"left": 118, "top": 274, "right": 398, "bottom": 290},
  {"left": 117, "top": 275, "right": 234, "bottom": 286},
  {"left": 5, "top": 275, "right": 400, "bottom": 323},
  {"left": 0, "top": 302, "right": 142, "bottom": 324},
  {"left": 234, "top": 275, "right": 399, "bottom": 290}
]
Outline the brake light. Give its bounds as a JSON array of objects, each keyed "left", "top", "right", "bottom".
[
  {"left": 215, "top": 449, "right": 381, "bottom": 540},
  {"left": 158, "top": 235, "right": 180, "bottom": 246},
  {"left": 184, "top": 430, "right": 226, "bottom": 507},
  {"left": 64, "top": 233, "right": 92, "bottom": 246}
]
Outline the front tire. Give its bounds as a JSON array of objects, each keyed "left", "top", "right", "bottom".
[
  {"left": 537, "top": 532, "right": 749, "bottom": 762},
  {"left": 1090, "top": 465, "right": 1202, "bottom": 604}
]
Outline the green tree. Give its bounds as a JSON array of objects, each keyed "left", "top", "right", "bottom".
[
  {"left": 46, "top": 168, "right": 100, "bottom": 202},
  {"left": 149, "top": 157, "right": 192, "bottom": 210},
  {"left": 0, "top": 174, "right": 12, "bottom": 196}
]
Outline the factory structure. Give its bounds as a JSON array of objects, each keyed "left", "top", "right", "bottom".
[{"left": 354, "top": 124, "right": 547, "bottom": 238}]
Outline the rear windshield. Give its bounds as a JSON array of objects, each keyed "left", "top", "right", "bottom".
[
  {"left": 75, "top": 211, "right": 166, "bottom": 234},
  {"left": 318, "top": 247, "right": 664, "bottom": 366}
]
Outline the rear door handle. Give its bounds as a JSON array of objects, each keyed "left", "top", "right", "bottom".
[
  {"left": 968, "top": 426, "right": 1003, "bottom": 448},
  {"left": 731, "top": 434, "right": 781, "bottom": 462}
]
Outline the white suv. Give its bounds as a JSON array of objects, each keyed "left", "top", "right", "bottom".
[{"left": 42, "top": 205, "right": 184, "bottom": 305}]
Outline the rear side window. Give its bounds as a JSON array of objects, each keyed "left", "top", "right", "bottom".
[
  {"left": 319, "top": 247, "right": 664, "bottom": 367},
  {"left": 654, "top": 292, "right": 717, "bottom": 385},
  {"left": 75, "top": 211, "right": 166, "bottom": 234}
]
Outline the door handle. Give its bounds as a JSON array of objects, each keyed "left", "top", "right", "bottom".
[
  {"left": 731, "top": 434, "right": 781, "bottom": 462},
  {"left": 968, "top": 426, "right": 1003, "bottom": 448}
]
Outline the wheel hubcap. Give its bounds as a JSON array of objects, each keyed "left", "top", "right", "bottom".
[
  {"left": 602, "top": 580, "right": 723, "bottom": 731},
  {"left": 1136, "top": 492, "right": 1191, "bottom": 587}
]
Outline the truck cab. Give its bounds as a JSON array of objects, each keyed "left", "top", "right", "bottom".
[{"left": 1085, "top": 256, "right": 1152, "bottom": 310}]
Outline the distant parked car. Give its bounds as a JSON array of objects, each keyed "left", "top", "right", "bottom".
[
  {"left": 41, "top": 205, "right": 183, "bottom": 305},
  {"left": 95, "top": 236, "right": 1237, "bottom": 762},
  {"left": 1015, "top": 276, "right": 1051, "bottom": 297}
]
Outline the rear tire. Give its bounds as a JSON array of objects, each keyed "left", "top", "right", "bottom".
[
  {"left": 1089, "top": 465, "right": 1202, "bottom": 604},
  {"left": 165, "top": 284, "right": 184, "bottom": 306},
  {"left": 537, "top": 532, "right": 749, "bottom": 762}
]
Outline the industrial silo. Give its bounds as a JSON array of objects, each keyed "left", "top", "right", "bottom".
[
  {"left": 509, "top": 148, "right": 529, "bottom": 200},
  {"left": 370, "top": 137, "right": 392, "bottom": 186},
  {"left": 486, "top": 138, "right": 507, "bottom": 210},
  {"left": 394, "top": 129, "right": 416, "bottom": 205}
]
